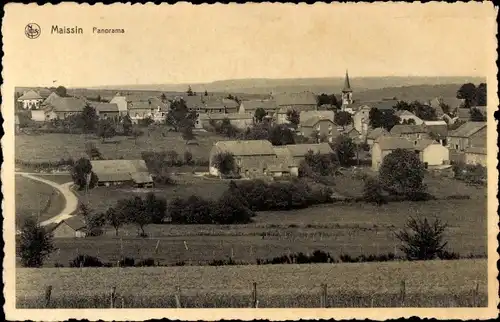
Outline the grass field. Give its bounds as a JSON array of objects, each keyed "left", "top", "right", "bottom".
[
  {"left": 15, "top": 129, "right": 226, "bottom": 163},
  {"left": 16, "top": 259, "right": 487, "bottom": 308},
  {"left": 15, "top": 175, "right": 66, "bottom": 227}
]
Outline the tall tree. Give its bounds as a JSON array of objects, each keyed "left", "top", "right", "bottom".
[
  {"left": 269, "top": 124, "right": 295, "bottom": 146},
  {"left": 18, "top": 218, "right": 55, "bottom": 267},
  {"left": 144, "top": 192, "right": 167, "bottom": 224},
  {"left": 71, "top": 157, "right": 98, "bottom": 190},
  {"left": 369, "top": 108, "right": 400, "bottom": 131},
  {"left": 286, "top": 109, "right": 300, "bottom": 128},
  {"left": 204, "top": 90, "right": 208, "bottom": 96},
  {"left": 186, "top": 86, "right": 195, "bottom": 96},
  {"left": 332, "top": 135, "right": 355, "bottom": 166},
  {"left": 105, "top": 207, "right": 127, "bottom": 236},
  {"left": 475, "top": 83, "right": 487, "bottom": 106},
  {"left": 212, "top": 152, "right": 236, "bottom": 176},
  {"left": 254, "top": 108, "right": 267, "bottom": 123},
  {"left": 55, "top": 86, "right": 67, "bottom": 97},
  {"left": 97, "top": 118, "right": 116, "bottom": 143},
  {"left": 334, "top": 111, "right": 353, "bottom": 129},
  {"left": 80, "top": 104, "right": 99, "bottom": 133},
  {"left": 457, "top": 83, "right": 477, "bottom": 108},
  {"left": 166, "top": 98, "right": 196, "bottom": 131},
  {"left": 122, "top": 113, "right": 133, "bottom": 135}
]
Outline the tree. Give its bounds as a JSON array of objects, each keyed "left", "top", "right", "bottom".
[
  {"left": 160, "top": 93, "right": 167, "bottom": 103},
  {"left": 212, "top": 193, "right": 253, "bottom": 224},
  {"left": 332, "top": 135, "right": 355, "bottom": 166},
  {"left": 204, "top": 90, "right": 208, "bottom": 96},
  {"left": 117, "top": 196, "right": 150, "bottom": 237},
  {"left": 394, "top": 101, "right": 411, "bottom": 111},
  {"left": 71, "top": 158, "right": 98, "bottom": 190},
  {"left": 85, "top": 211, "right": 106, "bottom": 237},
  {"left": 409, "top": 101, "right": 437, "bottom": 121},
  {"left": 18, "top": 218, "right": 55, "bottom": 267},
  {"left": 300, "top": 151, "right": 339, "bottom": 177},
  {"left": 243, "top": 123, "right": 270, "bottom": 140},
  {"left": 84, "top": 142, "right": 102, "bottom": 160},
  {"left": 334, "top": 111, "right": 353, "bottom": 129},
  {"left": 105, "top": 207, "right": 127, "bottom": 236},
  {"left": 212, "top": 152, "right": 235, "bottom": 176},
  {"left": 122, "top": 114, "right": 133, "bottom": 135},
  {"left": 184, "top": 151, "right": 193, "bottom": 165},
  {"left": 363, "top": 177, "right": 387, "bottom": 205},
  {"left": 166, "top": 98, "right": 196, "bottom": 131},
  {"left": 215, "top": 118, "right": 240, "bottom": 138},
  {"left": 186, "top": 85, "right": 195, "bottom": 96},
  {"left": 316, "top": 93, "right": 339, "bottom": 108},
  {"left": 395, "top": 217, "right": 449, "bottom": 260},
  {"left": 369, "top": 108, "right": 400, "bottom": 131},
  {"left": 166, "top": 150, "right": 179, "bottom": 166},
  {"left": 55, "top": 86, "right": 67, "bottom": 97},
  {"left": 269, "top": 124, "right": 295, "bottom": 146},
  {"left": 457, "top": 83, "right": 477, "bottom": 108},
  {"left": 131, "top": 126, "right": 143, "bottom": 145},
  {"left": 378, "top": 149, "right": 426, "bottom": 199},
  {"left": 475, "top": 83, "right": 487, "bottom": 106},
  {"left": 80, "top": 104, "right": 99, "bottom": 133},
  {"left": 254, "top": 108, "right": 267, "bottom": 123},
  {"left": 97, "top": 119, "right": 116, "bottom": 143},
  {"left": 470, "top": 107, "right": 486, "bottom": 122},
  {"left": 144, "top": 192, "right": 167, "bottom": 224},
  {"left": 286, "top": 109, "right": 300, "bottom": 127}
]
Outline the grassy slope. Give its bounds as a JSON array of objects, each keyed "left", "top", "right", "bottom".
[
  {"left": 16, "top": 259, "right": 487, "bottom": 308},
  {"left": 15, "top": 175, "right": 66, "bottom": 226},
  {"left": 15, "top": 130, "right": 226, "bottom": 163}
]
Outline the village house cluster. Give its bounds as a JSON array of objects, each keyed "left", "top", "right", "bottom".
[{"left": 15, "top": 71, "right": 488, "bottom": 183}]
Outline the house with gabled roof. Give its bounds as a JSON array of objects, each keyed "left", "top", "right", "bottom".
[
  {"left": 390, "top": 124, "right": 429, "bottom": 143},
  {"left": 273, "top": 91, "right": 318, "bottom": 124},
  {"left": 239, "top": 99, "right": 278, "bottom": 117},
  {"left": 299, "top": 114, "right": 337, "bottom": 143},
  {"left": 414, "top": 139, "right": 450, "bottom": 168},
  {"left": 209, "top": 140, "right": 278, "bottom": 178},
  {"left": 366, "top": 127, "right": 389, "bottom": 148},
  {"left": 448, "top": 121, "right": 486, "bottom": 151},
  {"left": 49, "top": 216, "right": 87, "bottom": 238},
  {"left": 91, "top": 159, "right": 153, "bottom": 188},
  {"left": 17, "top": 90, "right": 44, "bottom": 110},
  {"left": 371, "top": 137, "right": 414, "bottom": 171},
  {"left": 464, "top": 146, "right": 487, "bottom": 167},
  {"left": 395, "top": 110, "right": 424, "bottom": 125}
]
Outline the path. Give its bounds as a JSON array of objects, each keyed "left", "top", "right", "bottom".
[{"left": 16, "top": 172, "right": 78, "bottom": 227}]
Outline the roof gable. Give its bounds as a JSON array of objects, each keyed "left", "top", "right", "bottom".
[
  {"left": 214, "top": 140, "right": 276, "bottom": 156},
  {"left": 449, "top": 121, "right": 486, "bottom": 138},
  {"left": 375, "top": 137, "right": 414, "bottom": 151},
  {"left": 18, "top": 90, "right": 43, "bottom": 100},
  {"left": 52, "top": 97, "right": 87, "bottom": 112},
  {"left": 390, "top": 124, "right": 427, "bottom": 135}
]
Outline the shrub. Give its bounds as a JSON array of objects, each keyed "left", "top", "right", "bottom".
[
  {"left": 135, "top": 258, "right": 156, "bottom": 267},
  {"left": 184, "top": 151, "right": 193, "bottom": 165},
  {"left": 211, "top": 152, "right": 236, "bottom": 176},
  {"left": 395, "top": 217, "right": 450, "bottom": 261},
  {"left": 70, "top": 255, "right": 104, "bottom": 267},
  {"left": 18, "top": 218, "right": 55, "bottom": 268},
  {"left": 452, "top": 162, "right": 486, "bottom": 185},
  {"left": 363, "top": 177, "right": 387, "bottom": 205},
  {"left": 119, "top": 257, "right": 135, "bottom": 267}
]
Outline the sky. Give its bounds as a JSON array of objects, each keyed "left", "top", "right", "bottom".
[{"left": 3, "top": 2, "right": 497, "bottom": 86}]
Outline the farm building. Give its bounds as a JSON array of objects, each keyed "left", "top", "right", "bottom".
[
  {"left": 196, "top": 113, "right": 254, "bottom": 130},
  {"left": 239, "top": 99, "right": 277, "bottom": 116},
  {"left": 447, "top": 122, "right": 486, "bottom": 151},
  {"left": 424, "top": 120, "right": 448, "bottom": 146},
  {"left": 49, "top": 216, "right": 87, "bottom": 238},
  {"left": 272, "top": 147, "right": 297, "bottom": 177},
  {"left": 299, "top": 116, "right": 337, "bottom": 142},
  {"left": 283, "top": 143, "right": 334, "bottom": 169},
  {"left": 366, "top": 127, "right": 389, "bottom": 148},
  {"left": 183, "top": 96, "right": 239, "bottom": 114},
  {"left": 38, "top": 97, "right": 87, "bottom": 120},
  {"left": 414, "top": 139, "right": 450, "bottom": 168},
  {"left": 17, "top": 90, "right": 44, "bottom": 110},
  {"left": 109, "top": 95, "right": 129, "bottom": 116},
  {"left": 41, "top": 92, "right": 61, "bottom": 107},
  {"left": 390, "top": 124, "right": 429, "bottom": 142},
  {"left": 395, "top": 110, "right": 424, "bottom": 125},
  {"left": 209, "top": 140, "right": 278, "bottom": 178},
  {"left": 91, "top": 159, "right": 154, "bottom": 188},
  {"left": 464, "top": 147, "right": 487, "bottom": 167},
  {"left": 371, "top": 137, "right": 414, "bottom": 171},
  {"left": 93, "top": 103, "right": 120, "bottom": 120},
  {"left": 273, "top": 92, "right": 317, "bottom": 124}
]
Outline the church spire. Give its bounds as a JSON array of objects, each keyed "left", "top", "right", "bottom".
[{"left": 342, "top": 70, "right": 352, "bottom": 92}]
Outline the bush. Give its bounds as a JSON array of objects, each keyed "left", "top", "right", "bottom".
[
  {"left": 395, "top": 217, "right": 450, "bottom": 261},
  {"left": 452, "top": 162, "right": 486, "bottom": 185},
  {"left": 184, "top": 151, "right": 193, "bottom": 165},
  {"left": 363, "top": 177, "right": 387, "bottom": 205},
  {"left": 18, "top": 218, "right": 55, "bottom": 267},
  {"left": 70, "top": 255, "right": 104, "bottom": 267},
  {"left": 118, "top": 257, "right": 135, "bottom": 267},
  {"left": 135, "top": 258, "right": 156, "bottom": 267}
]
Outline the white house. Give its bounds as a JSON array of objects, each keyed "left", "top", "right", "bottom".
[
  {"left": 414, "top": 139, "right": 450, "bottom": 168},
  {"left": 17, "top": 90, "right": 44, "bottom": 110}
]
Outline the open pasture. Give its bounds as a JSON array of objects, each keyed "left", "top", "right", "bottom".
[
  {"left": 15, "top": 129, "right": 226, "bottom": 163},
  {"left": 16, "top": 259, "right": 487, "bottom": 308},
  {"left": 15, "top": 175, "right": 66, "bottom": 226}
]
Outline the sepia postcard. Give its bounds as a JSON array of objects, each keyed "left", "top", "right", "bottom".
[{"left": 2, "top": 2, "right": 499, "bottom": 321}]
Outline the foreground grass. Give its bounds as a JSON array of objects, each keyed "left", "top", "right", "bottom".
[
  {"left": 15, "top": 175, "right": 66, "bottom": 227},
  {"left": 16, "top": 259, "right": 487, "bottom": 308}
]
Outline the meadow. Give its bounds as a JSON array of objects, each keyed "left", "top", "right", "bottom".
[
  {"left": 16, "top": 259, "right": 487, "bottom": 308},
  {"left": 15, "top": 129, "right": 226, "bottom": 163},
  {"left": 15, "top": 175, "right": 66, "bottom": 227}
]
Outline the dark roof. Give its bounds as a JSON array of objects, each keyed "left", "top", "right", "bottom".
[
  {"left": 414, "top": 139, "right": 439, "bottom": 151},
  {"left": 273, "top": 91, "right": 317, "bottom": 107},
  {"left": 390, "top": 124, "right": 427, "bottom": 135},
  {"left": 449, "top": 122, "right": 486, "bottom": 138},
  {"left": 52, "top": 97, "right": 87, "bottom": 112},
  {"left": 300, "top": 115, "right": 334, "bottom": 127},
  {"left": 94, "top": 103, "right": 119, "bottom": 113},
  {"left": 60, "top": 216, "right": 86, "bottom": 231},
  {"left": 343, "top": 70, "right": 352, "bottom": 92},
  {"left": 374, "top": 137, "right": 414, "bottom": 151},
  {"left": 42, "top": 92, "right": 61, "bottom": 106},
  {"left": 241, "top": 99, "right": 277, "bottom": 112},
  {"left": 91, "top": 160, "right": 151, "bottom": 183},
  {"left": 214, "top": 140, "right": 276, "bottom": 156},
  {"left": 199, "top": 113, "right": 253, "bottom": 121},
  {"left": 366, "top": 127, "right": 389, "bottom": 140},
  {"left": 424, "top": 122, "right": 448, "bottom": 137}
]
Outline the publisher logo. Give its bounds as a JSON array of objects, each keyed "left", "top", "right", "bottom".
[{"left": 25, "top": 23, "right": 41, "bottom": 39}]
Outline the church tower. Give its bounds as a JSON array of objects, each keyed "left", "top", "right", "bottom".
[{"left": 341, "top": 70, "right": 353, "bottom": 105}]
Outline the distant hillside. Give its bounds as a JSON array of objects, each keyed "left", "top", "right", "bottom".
[
  {"left": 355, "top": 84, "right": 465, "bottom": 103},
  {"left": 89, "top": 76, "right": 485, "bottom": 95}
]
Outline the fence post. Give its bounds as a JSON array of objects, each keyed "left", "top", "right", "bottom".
[
  {"left": 473, "top": 281, "right": 479, "bottom": 307},
  {"left": 110, "top": 286, "right": 116, "bottom": 308},
  {"left": 175, "top": 286, "right": 182, "bottom": 308},
  {"left": 44, "top": 285, "right": 52, "bottom": 308},
  {"left": 121, "top": 296, "right": 125, "bottom": 308},
  {"left": 399, "top": 280, "right": 406, "bottom": 306},
  {"left": 320, "top": 284, "right": 328, "bottom": 308},
  {"left": 252, "top": 282, "right": 258, "bottom": 308}
]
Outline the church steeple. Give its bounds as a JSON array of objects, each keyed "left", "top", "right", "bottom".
[{"left": 341, "top": 70, "right": 353, "bottom": 105}]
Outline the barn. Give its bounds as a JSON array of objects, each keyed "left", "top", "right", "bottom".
[
  {"left": 91, "top": 159, "right": 154, "bottom": 188},
  {"left": 49, "top": 216, "right": 87, "bottom": 238}
]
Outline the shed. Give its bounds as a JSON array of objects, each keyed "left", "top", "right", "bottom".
[{"left": 50, "top": 216, "right": 87, "bottom": 238}]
